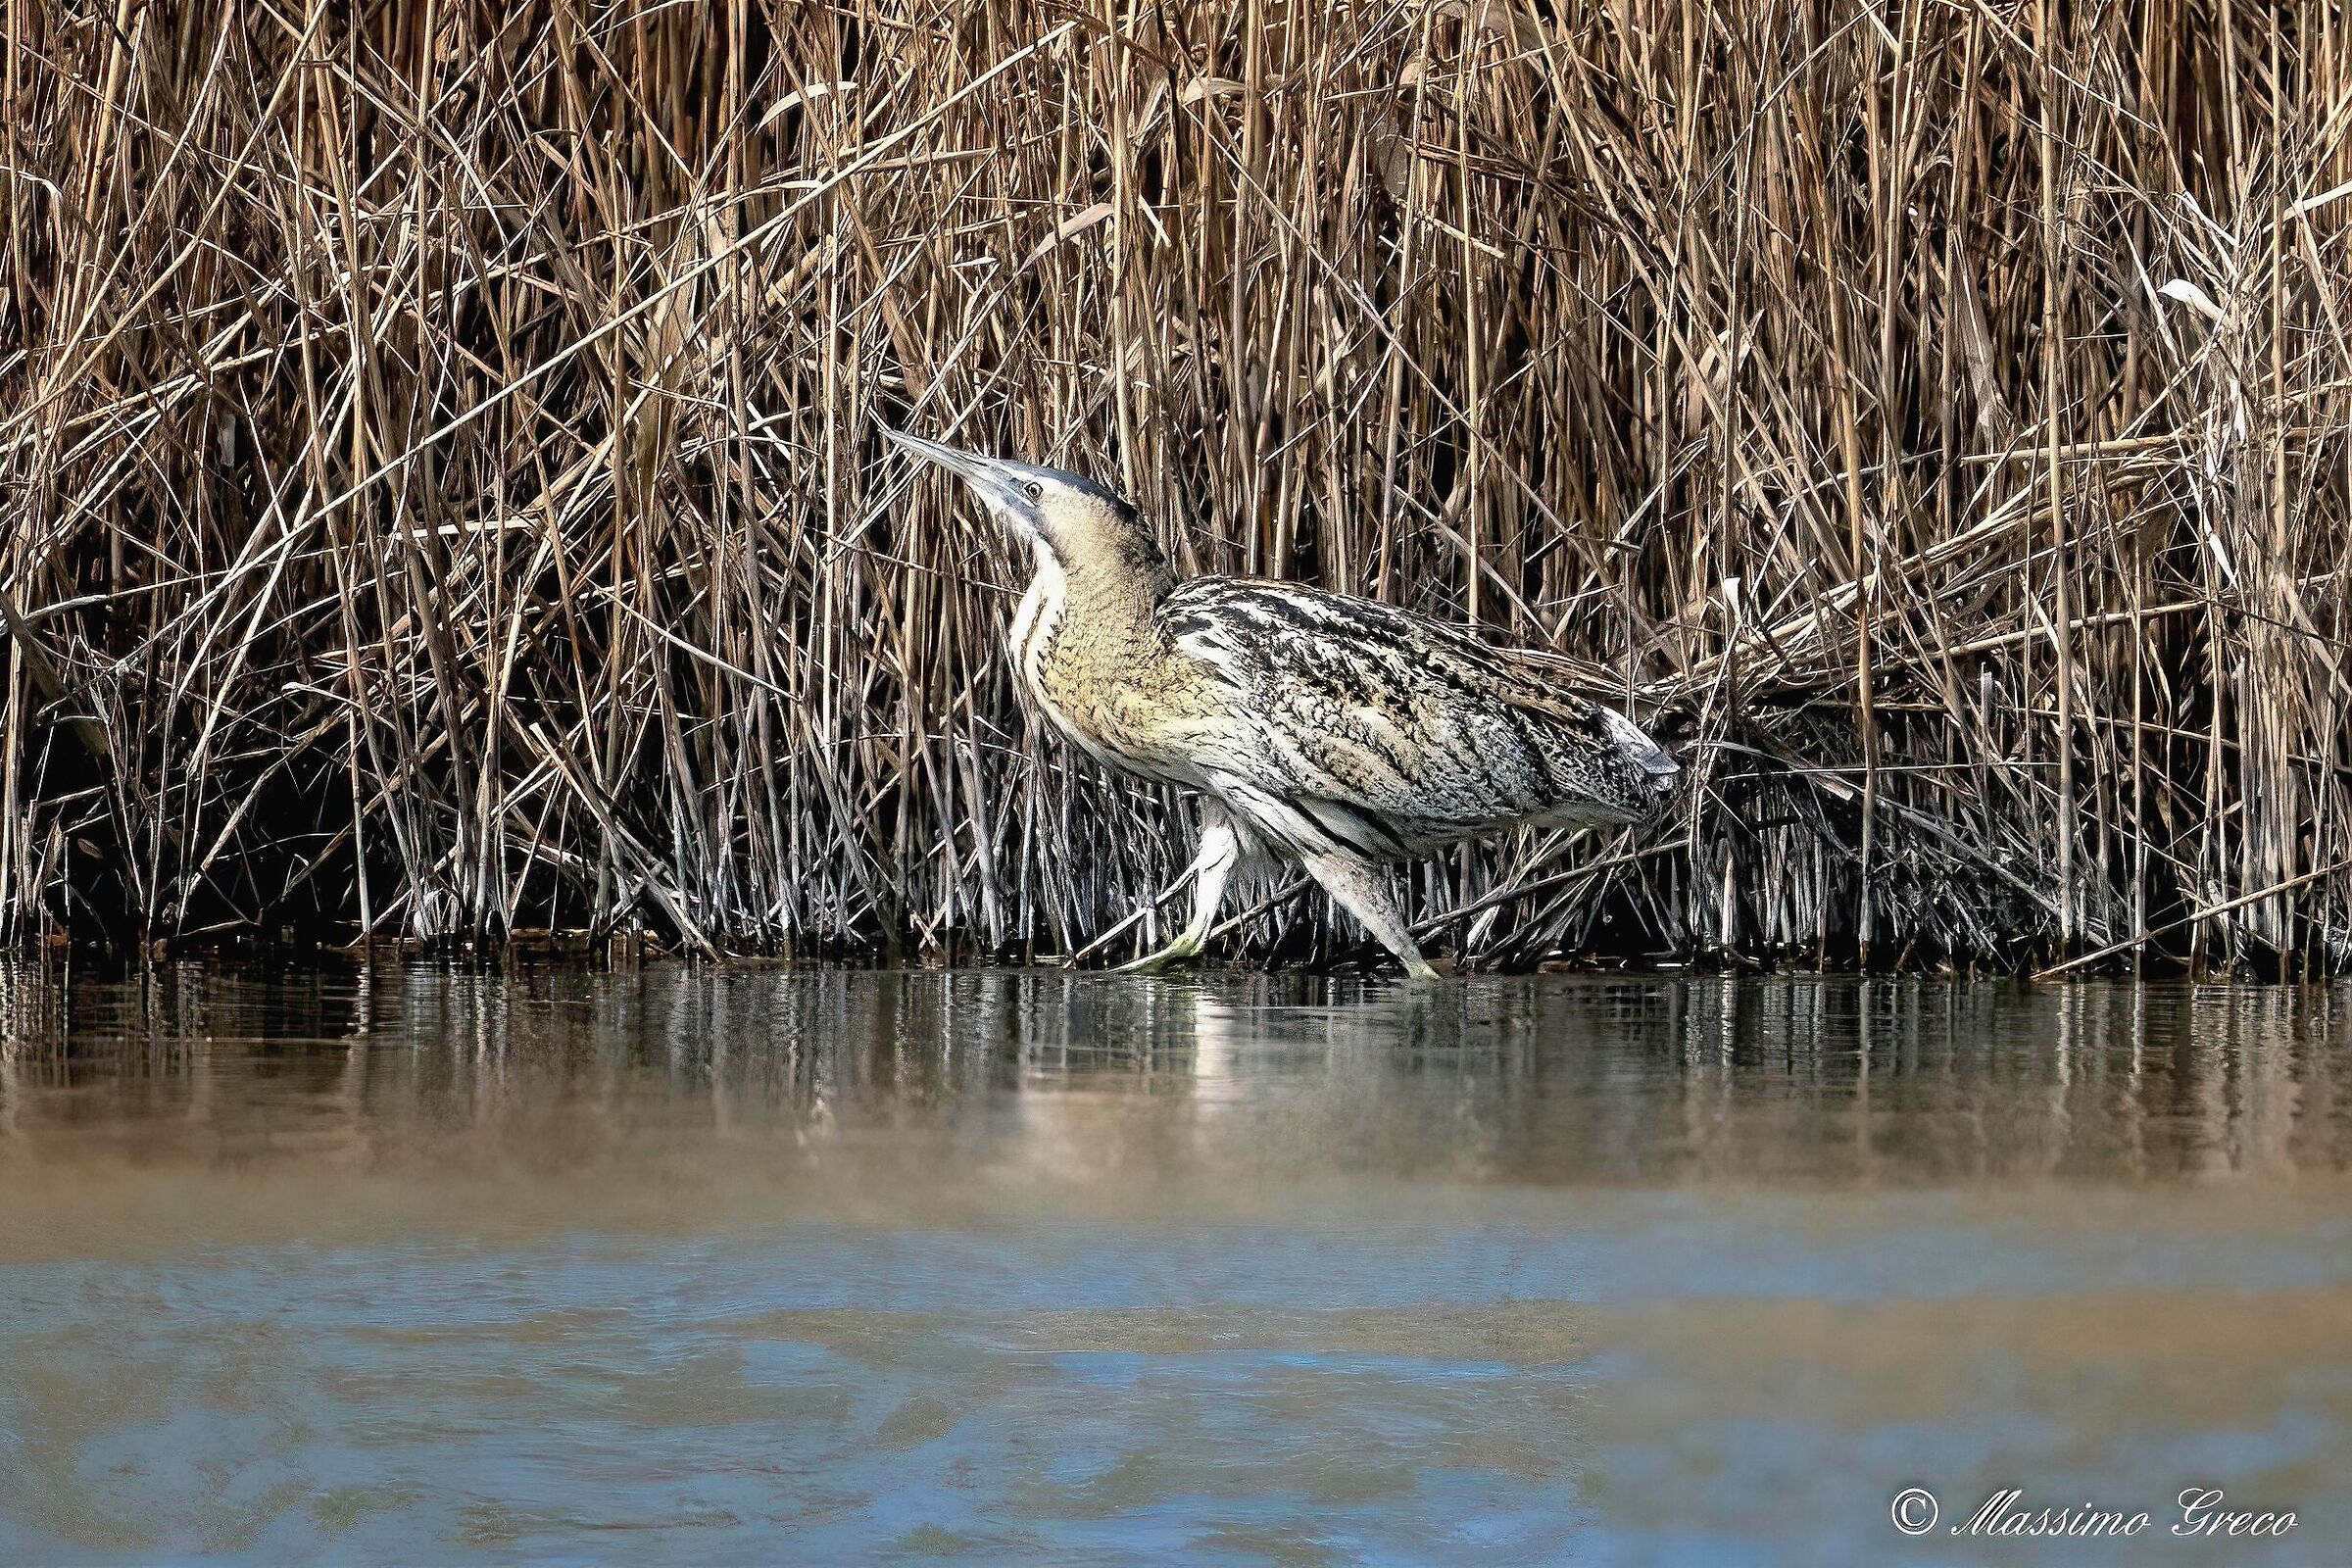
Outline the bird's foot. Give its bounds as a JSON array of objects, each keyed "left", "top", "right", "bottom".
[{"left": 1115, "top": 935, "right": 1204, "bottom": 975}]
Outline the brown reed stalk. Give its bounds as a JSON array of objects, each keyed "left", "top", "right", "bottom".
[{"left": 0, "top": 0, "right": 2345, "bottom": 973}]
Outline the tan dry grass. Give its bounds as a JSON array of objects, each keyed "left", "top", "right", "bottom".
[{"left": 1, "top": 0, "right": 2346, "bottom": 971}]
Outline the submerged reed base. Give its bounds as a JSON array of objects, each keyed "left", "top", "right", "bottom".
[{"left": 2, "top": 3, "right": 2346, "bottom": 973}]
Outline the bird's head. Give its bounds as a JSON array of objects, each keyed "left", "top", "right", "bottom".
[{"left": 883, "top": 427, "right": 1166, "bottom": 583}]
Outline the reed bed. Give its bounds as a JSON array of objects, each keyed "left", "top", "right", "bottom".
[{"left": 2, "top": 0, "right": 2346, "bottom": 972}]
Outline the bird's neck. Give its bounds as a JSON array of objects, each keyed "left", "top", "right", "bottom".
[
  {"left": 1007, "top": 546, "right": 1205, "bottom": 781},
  {"left": 1011, "top": 548, "right": 1175, "bottom": 700},
  {"left": 1023, "top": 546, "right": 1171, "bottom": 641}
]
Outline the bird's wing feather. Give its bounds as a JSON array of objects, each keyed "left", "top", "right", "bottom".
[{"left": 1157, "top": 578, "right": 1636, "bottom": 850}]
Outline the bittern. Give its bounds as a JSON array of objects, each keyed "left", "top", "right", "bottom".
[{"left": 884, "top": 428, "right": 1680, "bottom": 980}]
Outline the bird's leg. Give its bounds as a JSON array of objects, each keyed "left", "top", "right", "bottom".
[
  {"left": 1298, "top": 849, "right": 1443, "bottom": 982},
  {"left": 1117, "top": 807, "right": 1244, "bottom": 974}
]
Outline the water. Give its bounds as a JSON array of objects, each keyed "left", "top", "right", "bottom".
[{"left": 1, "top": 966, "right": 2347, "bottom": 1565}]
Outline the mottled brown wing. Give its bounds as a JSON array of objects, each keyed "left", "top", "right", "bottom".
[{"left": 1157, "top": 578, "right": 1650, "bottom": 855}]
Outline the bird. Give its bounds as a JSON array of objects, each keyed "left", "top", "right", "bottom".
[{"left": 882, "top": 427, "right": 1680, "bottom": 980}]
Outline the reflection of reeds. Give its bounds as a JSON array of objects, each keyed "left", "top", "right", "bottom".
[
  {"left": 2, "top": 966, "right": 2346, "bottom": 1187},
  {"left": 0, "top": 5, "right": 2343, "bottom": 971}
]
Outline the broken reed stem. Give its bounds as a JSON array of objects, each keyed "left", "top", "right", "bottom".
[{"left": 0, "top": 0, "right": 2345, "bottom": 974}]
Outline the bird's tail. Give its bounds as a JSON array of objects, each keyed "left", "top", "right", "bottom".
[{"left": 1602, "top": 707, "right": 1681, "bottom": 799}]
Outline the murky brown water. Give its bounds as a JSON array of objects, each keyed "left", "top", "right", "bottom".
[{"left": 1, "top": 966, "right": 2347, "bottom": 1564}]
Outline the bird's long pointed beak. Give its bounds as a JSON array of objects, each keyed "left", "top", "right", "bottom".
[{"left": 881, "top": 426, "right": 1024, "bottom": 511}]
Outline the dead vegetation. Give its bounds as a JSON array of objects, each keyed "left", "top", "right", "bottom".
[{"left": 1, "top": 1, "right": 2346, "bottom": 972}]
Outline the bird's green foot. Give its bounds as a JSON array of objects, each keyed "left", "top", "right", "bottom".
[{"left": 1115, "top": 934, "right": 1203, "bottom": 974}]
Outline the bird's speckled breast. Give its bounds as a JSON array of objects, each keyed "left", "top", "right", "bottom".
[{"left": 1011, "top": 568, "right": 1227, "bottom": 789}]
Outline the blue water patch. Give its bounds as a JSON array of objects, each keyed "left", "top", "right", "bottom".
[
  {"left": 11, "top": 1206, "right": 2351, "bottom": 1330},
  {"left": 3, "top": 1214, "right": 2349, "bottom": 1563}
]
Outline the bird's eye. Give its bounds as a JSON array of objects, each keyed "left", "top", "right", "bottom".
[{"left": 1022, "top": 480, "right": 1044, "bottom": 501}]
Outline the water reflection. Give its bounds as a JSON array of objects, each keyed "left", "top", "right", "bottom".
[
  {"left": 2, "top": 966, "right": 2346, "bottom": 1195},
  {"left": 0, "top": 966, "right": 2347, "bottom": 1562}
]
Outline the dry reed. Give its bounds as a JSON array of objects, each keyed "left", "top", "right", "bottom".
[{"left": 2, "top": 0, "right": 2347, "bottom": 972}]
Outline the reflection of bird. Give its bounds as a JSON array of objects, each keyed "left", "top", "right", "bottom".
[{"left": 885, "top": 429, "right": 1680, "bottom": 980}]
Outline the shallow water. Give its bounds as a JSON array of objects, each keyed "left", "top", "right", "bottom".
[{"left": 0, "top": 965, "right": 2347, "bottom": 1564}]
